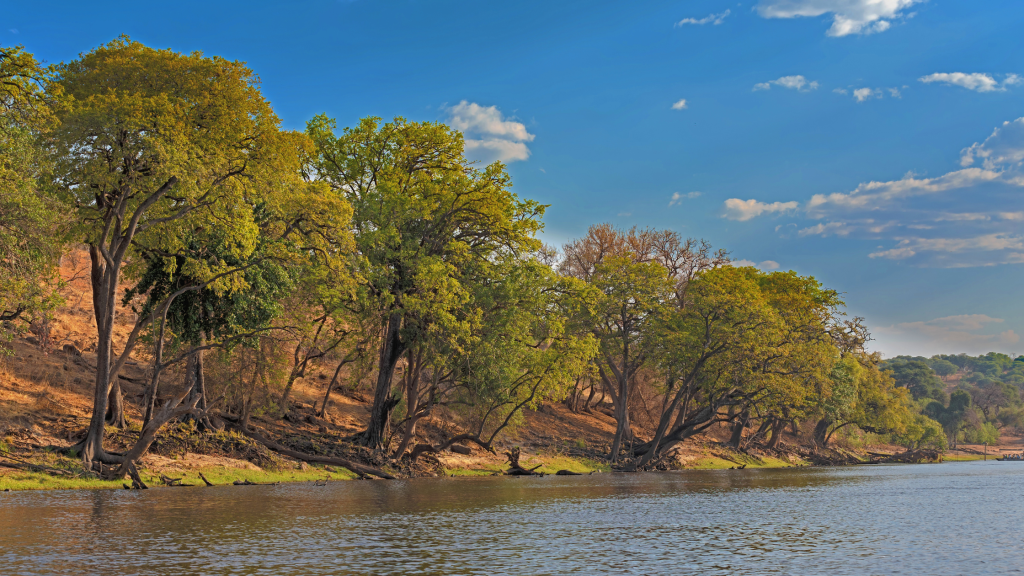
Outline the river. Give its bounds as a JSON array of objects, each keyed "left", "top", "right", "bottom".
[{"left": 1, "top": 460, "right": 1021, "bottom": 575}]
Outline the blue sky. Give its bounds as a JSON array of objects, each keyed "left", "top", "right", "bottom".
[{"left": 3, "top": 0, "right": 1022, "bottom": 357}]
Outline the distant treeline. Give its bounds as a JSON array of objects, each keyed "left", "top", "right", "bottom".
[
  {"left": 0, "top": 38, "right": 961, "bottom": 479},
  {"left": 883, "top": 353, "right": 1024, "bottom": 448}
]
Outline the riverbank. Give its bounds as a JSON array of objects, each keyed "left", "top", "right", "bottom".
[{"left": 0, "top": 250, "right": 995, "bottom": 491}]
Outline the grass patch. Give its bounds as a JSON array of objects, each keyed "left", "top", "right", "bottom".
[
  {"left": 942, "top": 453, "right": 986, "bottom": 462},
  {"left": 444, "top": 463, "right": 505, "bottom": 477},
  {"left": 443, "top": 453, "right": 610, "bottom": 477},
  {"left": 138, "top": 464, "right": 359, "bottom": 487},
  {"left": 0, "top": 471, "right": 124, "bottom": 491},
  {"left": 0, "top": 462, "right": 358, "bottom": 491},
  {"left": 681, "top": 451, "right": 805, "bottom": 470}
]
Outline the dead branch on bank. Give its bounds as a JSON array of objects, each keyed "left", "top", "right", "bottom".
[
  {"left": 234, "top": 426, "right": 395, "bottom": 480},
  {"left": 503, "top": 447, "right": 543, "bottom": 476}
]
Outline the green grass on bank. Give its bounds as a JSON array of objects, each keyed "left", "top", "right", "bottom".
[
  {"left": 682, "top": 452, "right": 805, "bottom": 470},
  {"left": 0, "top": 462, "right": 359, "bottom": 492},
  {"left": 444, "top": 453, "right": 611, "bottom": 477},
  {"left": 942, "top": 453, "right": 986, "bottom": 462}
]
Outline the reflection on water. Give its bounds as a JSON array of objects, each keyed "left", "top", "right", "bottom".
[{"left": 1, "top": 461, "right": 1022, "bottom": 575}]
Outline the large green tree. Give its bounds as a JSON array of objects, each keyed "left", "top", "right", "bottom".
[
  {"left": 306, "top": 115, "right": 544, "bottom": 450},
  {"left": 48, "top": 38, "right": 342, "bottom": 466},
  {"left": 560, "top": 224, "right": 727, "bottom": 461}
]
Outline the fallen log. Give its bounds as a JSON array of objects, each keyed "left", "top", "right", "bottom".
[
  {"left": 236, "top": 427, "right": 395, "bottom": 480},
  {"left": 159, "top": 474, "right": 194, "bottom": 487},
  {"left": 449, "top": 445, "right": 472, "bottom": 455},
  {"left": 198, "top": 472, "right": 215, "bottom": 487},
  {"left": 555, "top": 470, "right": 582, "bottom": 475}
]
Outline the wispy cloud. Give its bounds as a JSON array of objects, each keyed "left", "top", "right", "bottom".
[
  {"left": 869, "top": 234, "right": 1024, "bottom": 261},
  {"left": 919, "top": 73, "right": 1022, "bottom": 93},
  {"left": 676, "top": 9, "right": 730, "bottom": 26},
  {"left": 731, "top": 259, "right": 781, "bottom": 270},
  {"left": 960, "top": 117, "right": 1024, "bottom": 169},
  {"left": 756, "top": 0, "right": 924, "bottom": 37},
  {"left": 875, "top": 314, "right": 1020, "bottom": 356},
  {"left": 806, "top": 168, "right": 1006, "bottom": 216},
  {"left": 669, "top": 191, "right": 702, "bottom": 206},
  {"left": 753, "top": 75, "right": 820, "bottom": 92},
  {"left": 736, "top": 116, "right": 1024, "bottom": 267},
  {"left": 671, "top": 98, "right": 688, "bottom": 110},
  {"left": 798, "top": 221, "right": 854, "bottom": 237},
  {"left": 447, "top": 101, "right": 535, "bottom": 163},
  {"left": 723, "top": 198, "right": 799, "bottom": 221}
]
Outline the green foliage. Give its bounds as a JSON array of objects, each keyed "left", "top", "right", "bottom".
[
  {"left": 439, "top": 257, "right": 598, "bottom": 440},
  {"left": 962, "top": 421, "right": 999, "bottom": 445},
  {"left": 48, "top": 37, "right": 329, "bottom": 289},
  {"left": 0, "top": 44, "right": 69, "bottom": 328},
  {"left": 891, "top": 413, "right": 948, "bottom": 450},
  {"left": 924, "top": 390, "right": 972, "bottom": 443},
  {"left": 883, "top": 359, "right": 946, "bottom": 403},
  {"left": 306, "top": 114, "right": 544, "bottom": 341}
]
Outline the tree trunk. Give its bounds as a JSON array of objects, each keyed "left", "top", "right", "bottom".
[
  {"left": 278, "top": 365, "right": 304, "bottom": 417},
  {"left": 767, "top": 417, "right": 783, "bottom": 449},
  {"left": 81, "top": 246, "right": 119, "bottom": 464},
  {"left": 105, "top": 378, "right": 126, "bottom": 428},
  {"left": 728, "top": 411, "right": 748, "bottom": 448},
  {"left": 394, "top": 353, "right": 422, "bottom": 458},
  {"left": 583, "top": 380, "right": 598, "bottom": 413},
  {"left": 610, "top": 374, "right": 631, "bottom": 461},
  {"left": 109, "top": 387, "right": 201, "bottom": 480},
  {"left": 184, "top": 344, "right": 212, "bottom": 429},
  {"left": 813, "top": 417, "right": 831, "bottom": 447},
  {"left": 364, "top": 311, "right": 405, "bottom": 449}
]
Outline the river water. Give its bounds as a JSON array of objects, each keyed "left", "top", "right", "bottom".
[{"left": 1, "top": 461, "right": 1022, "bottom": 575}]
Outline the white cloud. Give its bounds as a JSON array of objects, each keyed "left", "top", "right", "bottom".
[
  {"left": 935, "top": 212, "right": 990, "bottom": 222},
  {"left": 676, "top": 9, "right": 731, "bottom": 26},
  {"left": 960, "top": 117, "right": 1024, "bottom": 170},
  {"left": 853, "top": 87, "right": 880, "bottom": 102},
  {"left": 671, "top": 98, "right": 688, "bottom": 110},
  {"left": 463, "top": 140, "right": 531, "bottom": 163},
  {"left": 888, "top": 87, "right": 902, "bottom": 98},
  {"left": 669, "top": 191, "right": 702, "bottom": 206},
  {"left": 729, "top": 259, "right": 781, "bottom": 270},
  {"left": 798, "top": 221, "right": 854, "bottom": 237},
  {"left": 780, "top": 115, "right": 1024, "bottom": 267},
  {"left": 919, "top": 73, "right": 1022, "bottom": 93},
  {"left": 754, "top": 75, "right": 820, "bottom": 92},
  {"left": 756, "top": 0, "right": 924, "bottom": 37},
  {"left": 868, "top": 234, "right": 1024, "bottom": 260},
  {"left": 446, "top": 101, "right": 535, "bottom": 163},
  {"left": 806, "top": 167, "right": 1007, "bottom": 216},
  {"left": 833, "top": 88, "right": 848, "bottom": 95},
  {"left": 875, "top": 314, "right": 1020, "bottom": 356},
  {"left": 723, "top": 198, "right": 800, "bottom": 221}
]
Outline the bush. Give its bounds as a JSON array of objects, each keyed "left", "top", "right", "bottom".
[{"left": 962, "top": 421, "right": 1000, "bottom": 445}]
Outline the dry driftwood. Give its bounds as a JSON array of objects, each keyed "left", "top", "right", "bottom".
[
  {"left": 237, "top": 427, "right": 395, "bottom": 480},
  {"left": 503, "top": 447, "right": 543, "bottom": 476}
]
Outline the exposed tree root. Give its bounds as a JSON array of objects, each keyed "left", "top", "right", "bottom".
[{"left": 236, "top": 426, "right": 395, "bottom": 480}]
